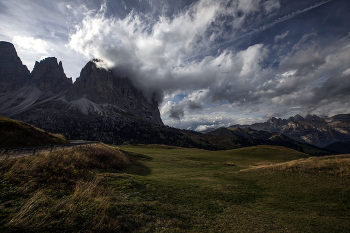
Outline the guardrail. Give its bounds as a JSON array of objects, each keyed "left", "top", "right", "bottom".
[{"left": 0, "top": 141, "right": 100, "bottom": 160}]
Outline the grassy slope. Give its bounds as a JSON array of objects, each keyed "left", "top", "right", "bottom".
[
  {"left": 0, "top": 116, "right": 68, "bottom": 148},
  {"left": 1, "top": 144, "right": 349, "bottom": 232}
]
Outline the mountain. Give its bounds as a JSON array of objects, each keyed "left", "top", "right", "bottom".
[
  {"left": 324, "top": 141, "right": 350, "bottom": 154},
  {"left": 66, "top": 60, "right": 162, "bottom": 125},
  {"left": 206, "top": 127, "right": 238, "bottom": 138},
  {"left": 231, "top": 114, "right": 350, "bottom": 147},
  {"left": 0, "top": 43, "right": 162, "bottom": 125},
  {"left": 0, "top": 41, "right": 165, "bottom": 145}
]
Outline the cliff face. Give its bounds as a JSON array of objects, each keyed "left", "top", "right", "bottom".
[{"left": 0, "top": 41, "right": 30, "bottom": 92}]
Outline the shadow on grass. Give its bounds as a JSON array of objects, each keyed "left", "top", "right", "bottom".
[{"left": 121, "top": 150, "right": 152, "bottom": 176}]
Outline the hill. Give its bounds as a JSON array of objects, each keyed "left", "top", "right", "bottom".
[
  {"left": 324, "top": 140, "right": 350, "bottom": 154},
  {"left": 0, "top": 116, "right": 68, "bottom": 148},
  {"left": 204, "top": 126, "right": 331, "bottom": 155}
]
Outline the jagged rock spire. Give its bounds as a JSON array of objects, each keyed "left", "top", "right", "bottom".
[{"left": 31, "top": 57, "right": 72, "bottom": 93}]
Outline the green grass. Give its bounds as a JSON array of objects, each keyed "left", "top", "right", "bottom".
[
  {"left": 102, "top": 144, "right": 349, "bottom": 232},
  {"left": 1, "top": 144, "right": 349, "bottom": 232}
]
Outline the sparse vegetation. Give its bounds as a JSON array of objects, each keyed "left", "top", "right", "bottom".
[{"left": 0, "top": 116, "right": 69, "bottom": 148}]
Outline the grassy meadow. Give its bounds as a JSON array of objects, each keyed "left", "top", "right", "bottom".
[{"left": 0, "top": 144, "right": 349, "bottom": 232}]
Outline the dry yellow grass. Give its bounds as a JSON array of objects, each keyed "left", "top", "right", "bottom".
[
  {"left": 8, "top": 177, "right": 119, "bottom": 232},
  {"left": 247, "top": 154, "right": 350, "bottom": 177}
]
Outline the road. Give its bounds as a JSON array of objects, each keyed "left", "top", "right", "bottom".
[{"left": 0, "top": 141, "right": 99, "bottom": 161}]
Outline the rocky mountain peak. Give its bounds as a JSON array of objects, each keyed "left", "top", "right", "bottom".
[
  {"left": 288, "top": 114, "right": 304, "bottom": 122},
  {"left": 267, "top": 117, "right": 286, "bottom": 126},
  {"left": 304, "top": 114, "right": 321, "bottom": 121},
  {"left": 0, "top": 41, "right": 22, "bottom": 63},
  {"left": 31, "top": 57, "right": 72, "bottom": 93},
  {"left": 0, "top": 41, "right": 30, "bottom": 92},
  {"left": 58, "top": 61, "right": 63, "bottom": 71}
]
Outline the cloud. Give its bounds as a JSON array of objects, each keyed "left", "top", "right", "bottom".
[
  {"left": 160, "top": 89, "right": 208, "bottom": 119},
  {"left": 341, "top": 68, "right": 350, "bottom": 76},
  {"left": 274, "top": 30, "right": 289, "bottom": 42},
  {"left": 263, "top": 0, "right": 281, "bottom": 14},
  {"left": 12, "top": 36, "right": 49, "bottom": 54},
  {"left": 66, "top": 0, "right": 349, "bottom": 124},
  {"left": 68, "top": 0, "right": 271, "bottom": 106},
  {"left": 257, "top": 33, "right": 350, "bottom": 114}
]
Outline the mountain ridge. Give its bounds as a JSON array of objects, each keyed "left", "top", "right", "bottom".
[{"left": 229, "top": 114, "right": 350, "bottom": 147}]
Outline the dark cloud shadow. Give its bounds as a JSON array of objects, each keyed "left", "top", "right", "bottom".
[{"left": 121, "top": 150, "right": 152, "bottom": 176}]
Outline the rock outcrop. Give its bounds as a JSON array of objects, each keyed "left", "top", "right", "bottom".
[{"left": 0, "top": 41, "right": 30, "bottom": 92}]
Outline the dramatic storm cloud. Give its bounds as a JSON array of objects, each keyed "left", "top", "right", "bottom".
[{"left": 1, "top": 0, "right": 350, "bottom": 130}]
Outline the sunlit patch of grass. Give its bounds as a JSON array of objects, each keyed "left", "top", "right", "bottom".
[{"left": 250, "top": 154, "right": 350, "bottom": 177}]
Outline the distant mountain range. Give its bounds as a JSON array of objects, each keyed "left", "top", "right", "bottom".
[
  {"left": 228, "top": 114, "right": 350, "bottom": 149},
  {"left": 205, "top": 126, "right": 332, "bottom": 155}
]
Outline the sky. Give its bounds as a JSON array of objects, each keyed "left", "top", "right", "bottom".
[{"left": 0, "top": 0, "right": 350, "bottom": 131}]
